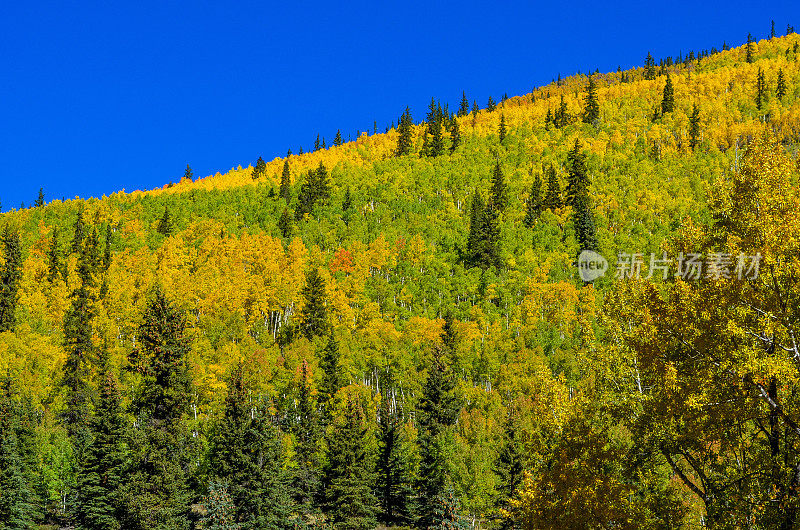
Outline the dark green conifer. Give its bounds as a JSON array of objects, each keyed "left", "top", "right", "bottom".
[
  {"left": 644, "top": 52, "right": 656, "bottom": 80},
  {"left": 314, "top": 134, "right": 321, "bottom": 151},
  {"left": 494, "top": 409, "right": 524, "bottom": 505},
  {"left": 318, "top": 330, "right": 343, "bottom": 423},
  {"left": 0, "top": 378, "right": 39, "bottom": 528},
  {"left": 523, "top": 172, "right": 542, "bottom": 228},
  {"left": 34, "top": 188, "right": 45, "bottom": 208},
  {"left": 776, "top": 68, "right": 787, "bottom": 99},
  {"left": 498, "top": 114, "right": 507, "bottom": 143},
  {"left": 376, "top": 397, "right": 414, "bottom": 526},
  {"left": 486, "top": 96, "right": 496, "bottom": 112},
  {"left": 334, "top": 129, "right": 343, "bottom": 146},
  {"left": 458, "top": 91, "right": 469, "bottom": 117},
  {"left": 47, "top": 227, "right": 65, "bottom": 283},
  {"left": 280, "top": 158, "right": 292, "bottom": 202},
  {"left": 198, "top": 482, "right": 240, "bottom": 530},
  {"left": 542, "top": 164, "right": 562, "bottom": 210},
  {"left": 471, "top": 100, "right": 479, "bottom": 117},
  {"left": 688, "top": 104, "right": 701, "bottom": 151},
  {"left": 72, "top": 209, "right": 86, "bottom": 254},
  {"left": 278, "top": 208, "right": 292, "bottom": 239},
  {"left": 183, "top": 164, "right": 193, "bottom": 182},
  {"left": 661, "top": 74, "right": 675, "bottom": 114},
  {"left": 582, "top": 75, "right": 600, "bottom": 123},
  {"left": 756, "top": 67, "right": 767, "bottom": 109},
  {"left": 424, "top": 98, "right": 445, "bottom": 157},
  {"left": 396, "top": 107, "right": 414, "bottom": 157},
  {"left": 299, "top": 268, "right": 329, "bottom": 340},
  {"left": 251, "top": 156, "right": 266, "bottom": 180},
  {"left": 565, "top": 139, "right": 589, "bottom": 207},
  {"left": 490, "top": 160, "right": 507, "bottom": 211},
  {"left": 573, "top": 187, "right": 599, "bottom": 256},
  {"left": 746, "top": 33, "right": 755, "bottom": 63},
  {"left": 102, "top": 225, "right": 112, "bottom": 272},
  {"left": 157, "top": 206, "right": 175, "bottom": 236},
  {"left": 450, "top": 118, "right": 460, "bottom": 153},
  {"left": 291, "top": 360, "right": 320, "bottom": 512},
  {"left": 0, "top": 228, "right": 22, "bottom": 333},
  {"left": 464, "top": 192, "right": 502, "bottom": 271}
]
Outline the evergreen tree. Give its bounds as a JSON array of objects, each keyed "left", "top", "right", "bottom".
[
  {"left": 208, "top": 363, "right": 294, "bottom": 529},
  {"left": 314, "top": 134, "right": 321, "bottom": 151},
  {"left": 458, "top": 91, "right": 469, "bottom": 117},
  {"left": 122, "top": 287, "right": 194, "bottom": 530},
  {"left": 0, "top": 228, "right": 22, "bottom": 333},
  {"left": 280, "top": 158, "right": 292, "bottom": 202},
  {"left": 296, "top": 163, "right": 331, "bottom": 219},
  {"left": 251, "top": 156, "right": 266, "bottom": 180},
  {"left": 542, "top": 164, "right": 562, "bottom": 210},
  {"left": 644, "top": 52, "right": 656, "bottom": 80},
  {"left": 432, "top": 488, "right": 467, "bottom": 530},
  {"left": 523, "top": 172, "right": 542, "bottom": 228},
  {"left": 756, "top": 67, "right": 767, "bottom": 109},
  {"left": 424, "top": 98, "right": 445, "bottom": 157},
  {"left": 416, "top": 351, "right": 461, "bottom": 528},
  {"left": 157, "top": 206, "right": 175, "bottom": 236},
  {"left": 554, "top": 95, "right": 569, "bottom": 128},
  {"left": 490, "top": 160, "right": 507, "bottom": 211},
  {"left": 661, "top": 74, "right": 675, "bottom": 114},
  {"left": 464, "top": 192, "right": 501, "bottom": 271},
  {"left": 291, "top": 360, "right": 320, "bottom": 513},
  {"left": 318, "top": 330, "right": 343, "bottom": 424},
  {"left": 376, "top": 397, "right": 414, "bottom": 526},
  {"left": 544, "top": 108, "right": 553, "bottom": 130},
  {"left": 396, "top": 107, "right": 414, "bottom": 157},
  {"left": 34, "top": 188, "right": 45, "bottom": 208},
  {"left": 334, "top": 129, "right": 343, "bottom": 146},
  {"left": 298, "top": 268, "right": 329, "bottom": 341},
  {"left": 471, "top": 100, "right": 479, "bottom": 117},
  {"left": 582, "top": 75, "right": 600, "bottom": 123},
  {"left": 494, "top": 410, "right": 524, "bottom": 505},
  {"left": 72, "top": 209, "right": 86, "bottom": 254},
  {"left": 486, "top": 96, "right": 496, "bottom": 112},
  {"left": 573, "top": 185, "right": 599, "bottom": 256},
  {"left": 198, "top": 482, "right": 241, "bottom": 530},
  {"left": 183, "top": 164, "right": 193, "bottom": 182},
  {"left": 450, "top": 118, "right": 460, "bottom": 153},
  {"left": 498, "top": 114, "right": 507, "bottom": 143},
  {"left": 776, "top": 68, "right": 787, "bottom": 99},
  {"left": 323, "top": 398, "right": 377, "bottom": 530},
  {"left": 74, "top": 371, "right": 127, "bottom": 530},
  {"left": 278, "top": 208, "right": 292, "bottom": 239},
  {"left": 771, "top": 20, "right": 776, "bottom": 39},
  {"left": 688, "top": 104, "right": 701, "bottom": 151},
  {"left": 565, "top": 139, "right": 589, "bottom": 207},
  {"left": 47, "top": 227, "right": 65, "bottom": 283},
  {"left": 746, "top": 33, "right": 755, "bottom": 63},
  {"left": 0, "top": 378, "right": 39, "bottom": 529}
]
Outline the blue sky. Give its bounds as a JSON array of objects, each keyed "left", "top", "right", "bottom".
[{"left": 1, "top": 1, "right": 798, "bottom": 211}]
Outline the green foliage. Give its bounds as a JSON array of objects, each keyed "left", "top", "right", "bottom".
[
  {"left": 464, "top": 192, "right": 501, "bottom": 271},
  {"left": 458, "top": 91, "right": 469, "bottom": 117},
  {"left": 498, "top": 114, "right": 507, "bottom": 143},
  {"left": 423, "top": 99, "right": 445, "bottom": 158},
  {"left": 318, "top": 331, "right": 343, "bottom": 423},
  {"left": 299, "top": 268, "right": 330, "bottom": 341},
  {"left": 157, "top": 206, "right": 176, "bottom": 236},
  {"left": 644, "top": 52, "right": 656, "bottom": 80},
  {"left": 183, "top": 164, "right": 194, "bottom": 182},
  {"left": 0, "top": 379, "right": 39, "bottom": 530},
  {"left": 689, "top": 104, "right": 701, "bottom": 150},
  {"left": 777, "top": 68, "right": 787, "bottom": 99},
  {"left": 756, "top": 67, "right": 767, "bottom": 109},
  {"left": 582, "top": 75, "right": 600, "bottom": 123},
  {"left": 523, "top": 172, "right": 542, "bottom": 228},
  {"left": 251, "top": 156, "right": 266, "bottom": 180},
  {"left": 0, "top": 228, "right": 22, "bottom": 333},
  {"left": 489, "top": 160, "right": 507, "bottom": 211},
  {"left": 199, "top": 481, "right": 241, "bottom": 530},
  {"left": 661, "top": 74, "right": 675, "bottom": 114},
  {"left": 278, "top": 208, "right": 293, "bottom": 238},
  {"left": 296, "top": 163, "right": 331, "bottom": 219},
  {"left": 396, "top": 107, "right": 414, "bottom": 157},
  {"left": 291, "top": 360, "right": 320, "bottom": 513},
  {"left": 376, "top": 398, "right": 415, "bottom": 526},
  {"left": 746, "top": 32, "right": 755, "bottom": 63},
  {"left": 280, "top": 158, "right": 292, "bottom": 202}
]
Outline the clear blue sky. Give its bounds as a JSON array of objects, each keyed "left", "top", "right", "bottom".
[{"left": 1, "top": 1, "right": 797, "bottom": 211}]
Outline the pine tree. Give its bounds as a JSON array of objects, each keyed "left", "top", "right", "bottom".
[
  {"left": 458, "top": 91, "right": 469, "bottom": 117},
  {"left": 688, "top": 104, "right": 701, "bottom": 151},
  {"left": 523, "top": 172, "right": 542, "bottom": 228},
  {"left": 74, "top": 371, "right": 127, "bottom": 530},
  {"left": 376, "top": 397, "right": 414, "bottom": 526},
  {"left": 47, "top": 227, "right": 65, "bottom": 283},
  {"left": 756, "top": 67, "right": 767, "bottom": 109},
  {"left": 280, "top": 158, "right": 292, "bottom": 202},
  {"left": 450, "top": 118, "right": 460, "bottom": 153},
  {"left": 464, "top": 192, "right": 502, "bottom": 271},
  {"left": 746, "top": 33, "right": 755, "bottom": 63},
  {"left": 296, "top": 163, "right": 331, "bottom": 219},
  {"left": 490, "top": 160, "right": 507, "bottom": 211},
  {"left": 494, "top": 410, "right": 524, "bottom": 505},
  {"left": 102, "top": 224, "right": 112, "bottom": 272},
  {"left": 318, "top": 330, "right": 343, "bottom": 424},
  {"left": 314, "top": 134, "right": 321, "bottom": 151},
  {"left": 573, "top": 186, "right": 599, "bottom": 256},
  {"left": 0, "top": 228, "right": 22, "bottom": 333},
  {"left": 208, "top": 363, "right": 294, "bottom": 529},
  {"left": 122, "top": 287, "right": 194, "bottom": 530},
  {"left": 323, "top": 398, "right": 378, "bottom": 530},
  {"left": 157, "top": 206, "right": 175, "bottom": 236},
  {"left": 0, "top": 379, "right": 39, "bottom": 529},
  {"left": 544, "top": 108, "right": 553, "bottom": 130},
  {"left": 776, "top": 68, "right": 787, "bottom": 99},
  {"left": 72, "top": 209, "right": 86, "bottom": 254},
  {"left": 251, "top": 156, "right": 266, "bottom": 180},
  {"left": 396, "top": 107, "right": 414, "bottom": 157},
  {"left": 278, "top": 208, "right": 292, "bottom": 239},
  {"left": 342, "top": 187, "right": 353, "bottom": 212},
  {"left": 771, "top": 20, "right": 776, "bottom": 39},
  {"left": 334, "top": 129, "right": 343, "bottom": 146},
  {"left": 34, "top": 188, "right": 45, "bottom": 208},
  {"left": 432, "top": 487, "right": 467, "bottom": 530},
  {"left": 565, "top": 139, "right": 589, "bottom": 207},
  {"left": 416, "top": 351, "right": 461, "bottom": 528},
  {"left": 183, "top": 164, "right": 193, "bottom": 182},
  {"left": 471, "top": 101, "right": 479, "bottom": 117},
  {"left": 582, "top": 75, "right": 600, "bottom": 123},
  {"left": 486, "top": 96, "right": 496, "bottom": 112},
  {"left": 661, "top": 74, "right": 675, "bottom": 114},
  {"left": 542, "top": 164, "right": 562, "bottom": 210},
  {"left": 424, "top": 98, "right": 445, "bottom": 157},
  {"left": 291, "top": 360, "right": 320, "bottom": 512},
  {"left": 299, "top": 268, "right": 329, "bottom": 341},
  {"left": 554, "top": 95, "right": 569, "bottom": 128},
  {"left": 198, "top": 482, "right": 241, "bottom": 530},
  {"left": 644, "top": 52, "right": 656, "bottom": 80},
  {"left": 498, "top": 114, "right": 507, "bottom": 143}
]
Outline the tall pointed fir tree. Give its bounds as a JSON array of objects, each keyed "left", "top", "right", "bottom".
[
  {"left": 251, "top": 156, "right": 266, "bottom": 180},
  {"left": 523, "top": 172, "right": 543, "bottom": 228},
  {"left": 776, "top": 68, "right": 787, "bottom": 99},
  {"left": 376, "top": 396, "right": 414, "bottom": 526},
  {"left": 121, "top": 287, "right": 194, "bottom": 530},
  {"left": 689, "top": 104, "right": 701, "bottom": 151},
  {"left": 498, "top": 114, "right": 507, "bottom": 143},
  {"left": 490, "top": 160, "right": 507, "bottom": 211},
  {"left": 644, "top": 52, "right": 656, "bottom": 80},
  {"left": 102, "top": 225, "right": 112, "bottom": 273},
  {"left": 318, "top": 331, "right": 344, "bottom": 425},
  {"left": 47, "top": 226, "right": 65, "bottom": 283},
  {"left": 299, "top": 268, "right": 330, "bottom": 341},
  {"left": 464, "top": 192, "right": 501, "bottom": 271},
  {"left": 450, "top": 118, "right": 460, "bottom": 153},
  {"left": 291, "top": 360, "right": 321, "bottom": 514},
  {"left": 72, "top": 209, "right": 86, "bottom": 254},
  {"left": 494, "top": 409, "right": 525, "bottom": 508},
  {"left": 565, "top": 139, "right": 589, "bottom": 207},
  {"left": 582, "top": 75, "right": 600, "bottom": 123},
  {"left": 198, "top": 482, "right": 240, "bottom": 530},
  {"left": 756, "top": 68, "right": 767, "bottom": 109},
  {"left": 334, "top": 129, "right": 343, "bottom": 146},
  {"left": 323, "top": 398, "right": 378, "bottom": 530},
  {"left": 542, "top": 164, "right": 562, "bottom": 210},
  {"left": 296, "top": 163, "right": 331, "bottom": 219},
  {"left": 157, "top": 206, "right": 175, "bottom": 236},
  {"left": 424, "top": 98, "right": 445, "bottom": 157},
  {"left": 458, "top": 91, "right": 469, "bottom": 117},
  {"left": 74, "top": 370, "right": 128, "bottom": 530},
  {"left": 208, "top": 363, "right": 294, "bottom": 529},
  {"left": 661, "top": 74, "right": 675, "bottom": 114},
  {"left": 280, "top": 158, "right": 292, "bottom": 202},
  {"left": 278, "top": 208, "right": 292, "bottom": 239},
  {"left": 486, "top": 96, "right": 496, "bottom": 112},
  {"left": 0, "top": 228, "right": 22, "bottom": 333},
  {"left": 746, "top": 33, "right": 755, "bottom": 63},
  {"left": 554, "top": 95, "right": 569, "bottom": 128},
  {"left": 34, "top": 188, "right": 45, "bottom": 208},
  {"left": 396, "top": 107, "right": 414, "bottom": 157},
  {"left": 183, "top": 164, "right": 193, "bottom": 182}
]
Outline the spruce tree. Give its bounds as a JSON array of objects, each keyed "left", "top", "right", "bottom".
[
  {"left": 299, "top": 268, "right": 329, "bottom": 340},
  {"left": 644, "top": 52, "right": 656, "bottom": 80},
  {"left": 208, "top": 363, "right": 294, "bottom": 529},
  {"left": 494, "top": 410, "right": 524, "bottom": 504},
  {"left": 661, "top": 75, "right": 675, "bottom": 114},
  {"left": 498, "top": 114, "right": 507, "bottom": 143},
  {"left": 554, "top": 95, "right": 569, "bottom": 128},
  {"left": 323, "top": 398, "right": 378, "bottom": 530},
  {"left": 688, "top": 104, "right": 701, "bottom": 150},
  {"left": 314, "top": 134, "right": 321, "bottom": 151},
  {"left": 157, "top": 206, "right": 175, "bottom": 236},
  {"left": 376, "top": 397, "right": 414, "bottom": 526},
  {"left": 102, "top": 224, "right": 112, "bottom": 272},
  {"left": 122, "top": 287, "right": 194, "bottom": 530},
  {"left": 318, "top": 330, "right": 343, "bottom": 424},
  {"left": 74, "top": 371, "right": 127, "bottom": 530},
  {"left": 582, "top": 75, "right": 600, "bottom": 123},
  {"left": 34, "top": 188, "right": 45, "bottom": 208},
  {"left": 542, "top": 164, "right": 562, "bottom": 210},
  {"left": 490, "top": 160, "right": 507, "bottom": 211},
  {"left": 458, "top": 91, "right": 469, "bottom": 117},
  {"left": 573, "top": 186, "right": 599, "bottom": 256},
  {"left": 251, "top": 156, "right": 266, "bottom": 180},
  {"left": 47, "top": 227, "right": 65, "bottom": 283},
  {"left": 342, "top": 187, "right": 352, "bottom": 212},
  {"left": 72, "top": 209, "right": 86, "bottom": 254},
  {"left": 291, "top": 360, "right": 320, "bottom": 513},
  {"left": 746, "top": 33, "right": 755, "bottom": 63},
  {"left": 198, "top": 482, "right": 241, "bottom": 530},
  {"left": 296, "top": 163, "right": 331, "bottom": 219},
  {"left": 486, "top": 96, "right": 496, "bottom": 112},
  {"left": 565, "top": 139, "right": 589, "bottom": 207},
  {"left": 396, "top": 107, "right": 414, "bottom": 157},
  {"left": 334, "top": 129, "right": 343, "bottom": 146},
  {"left": 424, "top": 98, "right": 445, "bottom": 157},
  {"left": 776, "top": 68, "right": 787, "bottom": 99},
  {"left": 278, "top": 208, "right": 292, "bottom": 239},
  {"left": 280, "top": 158, "right": 292, "bottom": 202},
  {"left": 183, "top": 164, "right": 193, "bottom": 182},
  {"left": 756, "top": 67, "right": 767, "bottom": 109},
  {"left": 544, "top": 108, "right": 553, "bottom": 130},
  {"left": 523, "top": 172, "right": 542, "bottom": 228},
  {"left": 471, "top": 100, "right": 479, "bottom": 117},
  {"left": 450, "top": 118, "right": 460, "bottom": 153},
  {"left": 464, "top": 193, "right": 501, "bottom": 271},
  {"left": 0, "top": 228, "right": 22, "bottom": 333},
  {"left": 0, "top": 378, "right": 39, "bottom": 529}
]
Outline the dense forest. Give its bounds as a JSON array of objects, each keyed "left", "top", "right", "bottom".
[{"left": 1, "top": 27, "right": 800, "bottom": 529}]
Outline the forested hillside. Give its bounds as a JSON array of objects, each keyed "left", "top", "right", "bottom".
[{"left": 1, "top": 30, "right": 800, "bottom": 529}]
